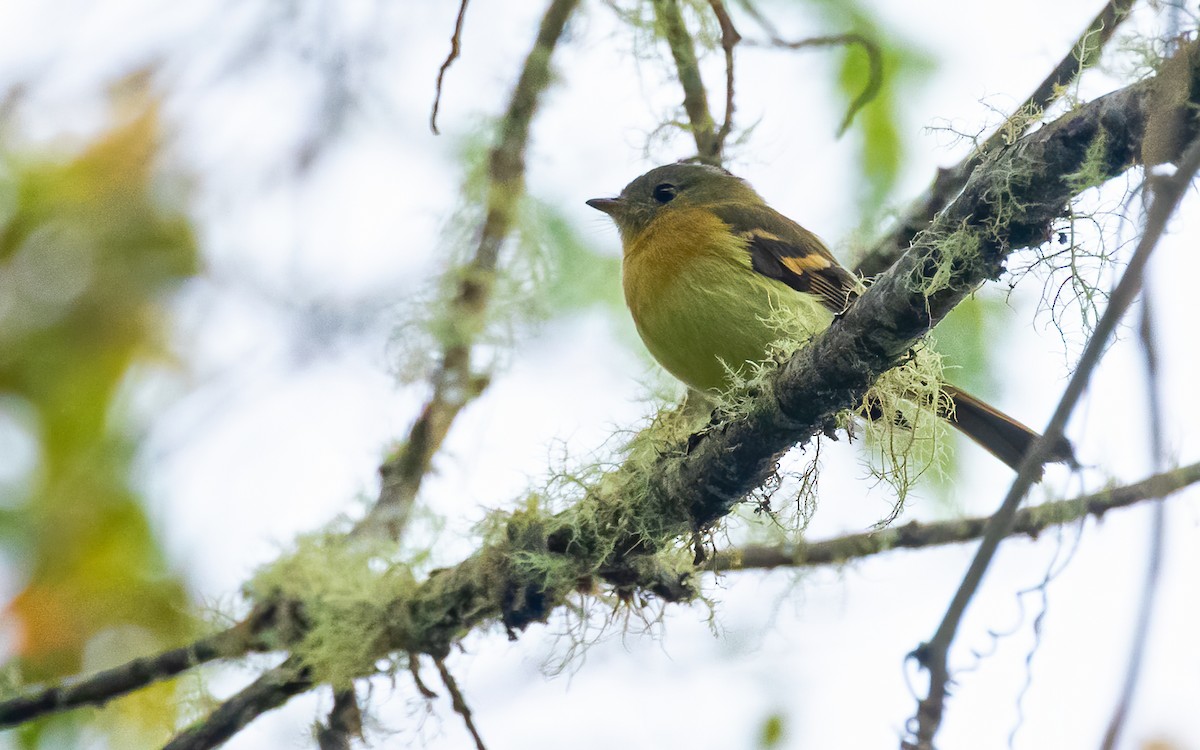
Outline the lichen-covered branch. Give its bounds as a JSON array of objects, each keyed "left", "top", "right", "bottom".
[
  {"left": 855, "top": 0, "right": 1138, "bottom": 277},
  {"left": 360, "top": 0, "right": 580, "bottom": 538},
  {"left": 382, "top": 35, "right": 1200, "bottom": 660},
  {"left": 674, "top": 61, "right": 1180, "bottom": 528},
  {"left": 163, "top": 0, "right": 584, "bottom": 741},
  {"left": 709, "top": 461, "right": 1200, "bottom": 572}
]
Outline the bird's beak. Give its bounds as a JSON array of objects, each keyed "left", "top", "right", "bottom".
[{"left": 586, "top": 197, "right": 622, "bottom": 215}]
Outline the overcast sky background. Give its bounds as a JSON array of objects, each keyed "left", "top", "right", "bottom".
[{"left": 1, "top": 1, "right": 1199, "bottom": 748}]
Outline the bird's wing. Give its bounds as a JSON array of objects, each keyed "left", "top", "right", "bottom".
[{"left": 712, "top": 203, "right": 859, "bottom": 314}]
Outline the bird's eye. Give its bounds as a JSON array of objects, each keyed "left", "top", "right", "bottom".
[{"left": 652, "top": 183, "right": 677, "bottom": 204}]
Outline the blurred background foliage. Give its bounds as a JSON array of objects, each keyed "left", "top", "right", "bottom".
[{"left": 0, "top": 87, "right": 200, "bottom": 747}]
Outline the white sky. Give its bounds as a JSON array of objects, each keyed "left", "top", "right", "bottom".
[{"left": 2, "top": 1, "right": 1199, "bottom": 749}]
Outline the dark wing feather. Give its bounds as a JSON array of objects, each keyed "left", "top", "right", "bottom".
[{"left": 711, "top": 203, "right": 859, "bottom": 314}]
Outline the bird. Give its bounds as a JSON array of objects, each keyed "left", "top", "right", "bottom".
[{"left": 586, "top": 161, "right": 1074, "bottom": 472}]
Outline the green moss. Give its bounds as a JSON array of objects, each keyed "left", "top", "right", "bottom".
[
  {"left": 854, "top": 343, "right": 951, "bottom": 523},
  {"left": 996, "top": 101, "right": 1045, "bottom": 146},
  {"left": 914, "top": 225, "right": 984, "bottom": 298},
  {"left": 1064, "top": 129, "right": 1110, "bottom": 193},
  {"left": 245, "top": 533, "right": 417, "bottom": 688},
  {"left": 468, "top": 404, "right": 709, "bottom": 642},
  {"left": 712, "top": 294, "right": 836, "bottom": 422}
]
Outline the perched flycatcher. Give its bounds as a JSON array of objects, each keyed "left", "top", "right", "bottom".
[{"left": 587, "top": 162, "right": 1074, "bottom": 472}]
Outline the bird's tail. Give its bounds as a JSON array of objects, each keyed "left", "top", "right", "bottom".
[{"left": 942, "top": 385, "right": 1076, "bottom": 473}]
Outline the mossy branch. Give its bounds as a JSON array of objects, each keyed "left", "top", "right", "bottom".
[
  {"left": 10, "top": 458, "right": 1197, "bottom": 735},
  {"left": 675, "top": 35, "right": 1196, "bottom": 527},
  {"left": 855, "top": 0, "right": 1138, "bottom": 277},
  {"left": 709, "top": 461, "right": 1200, "bottom": 571},
  {"left": 360, "top": 0, "right": 581, "bottom": 538}
]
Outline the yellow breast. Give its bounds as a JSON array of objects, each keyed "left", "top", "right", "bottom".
[{"left": 621, "top": 209, "right": 832, "bottom": 392}]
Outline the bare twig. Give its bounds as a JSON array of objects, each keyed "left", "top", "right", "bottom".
[
  {"left": 430, "top": 0, "right": 471, "bottom": 135},
  {"left": 0, "top": 624, "right": 251, "bottom": 728},
  {"left": 907, "top": 132, "right": 1200, "bottom": 750},
  {"left": 653, "top": 0, "right": 721, "bottom": 162},
  {"left": 708, "top": 462, "right": 1200, "bottom": 572},
  {"left": 315, "top": 689, "right": 363, "bottom": 750},
  {"left": 436, "top": 658, "right": 487, "bottom": 750},
  {"left": 856, "top": 0, "right": 1139, "bottom": 277},
  {"left": 409, "top": 653, "right": 439, "bottom": 699},
  {"left": 707, "top": 0, "right": 741, "bottom": 152},
  {"left": 360, "top": 0, "right": 581, "bottom": 539}
]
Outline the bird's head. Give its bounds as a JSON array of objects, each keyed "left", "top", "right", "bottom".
[{"left": 586, "top": 162, "right": 760, "bottom": 245}]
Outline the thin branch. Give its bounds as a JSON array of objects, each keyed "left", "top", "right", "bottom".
[
  {"left": 435, "top": 658, "right": 487, "bottom": 750},
  {"left": 162, "top": 658, "right": 312, "bottom": 750},
  {"left": 708, "top": 461, "right": 1200, "bottom": 572},
  {"left": 856, "top": 0, "right": 1139, "bottom": 277},
  {"left": 359, "top": 0, "right": 581, "bottom": 539},
  {"left": 408, "top": 653, "right": 439, "bottom": 699},
  {"left": 1100, "top": 253, "right": 1169, "bottom": 749},
  {"left": 907, "top": 131, "right": 1200, "bottom": 750},
  {"left": 430, "top": 0, "right": 471, "bottom": 135},
  {"left": 707, "top": 0, "right": 741, "bottom": 153},
  {"left": 653, "top": 0, "right": 721, "bottom": 162},
  {"left": 0, "top": 624, "right": 251, "bottom": 728},
  {"left": 315, "top": 689, "right": 363, "bottom": 750}
]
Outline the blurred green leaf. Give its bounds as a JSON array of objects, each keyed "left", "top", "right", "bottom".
[
  {"left": 758, "top": 711, "right": 787, "bottom": 748},
  {"left": 926, "top": 293, "right": 1014, "bottom": 503},
  {"left": 933, "top": 293, "right": 1011, "bottom": 399},
  {"left": 0, "top": 94, "right": 200, "bottom": 747}
]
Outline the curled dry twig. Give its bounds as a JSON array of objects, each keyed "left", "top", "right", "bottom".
[
  {"left": 708, "top": 0, "right": 741, "bottom": 154},
  {"left": 751, "top": 32, "right": 883, "bottom": 136},
  {"left": 430, "top": 0, "right": 471, "bottom": 135}
]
